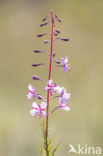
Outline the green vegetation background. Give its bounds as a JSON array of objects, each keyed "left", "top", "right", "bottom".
[{"left": 0, "top": 0, "right": 103, "bottom": 156}]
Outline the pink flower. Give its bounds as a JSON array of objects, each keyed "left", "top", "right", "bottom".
[
  {"left": 54, "top": 85, "right": 63, "bottom": 94},
  {"left": 27, "top": 84, "right": 37, "bottom": 100},
  {"left": 58, "top": 104, "right": 70, "bottom": 111},
  {"left": 30, "top": 101, "right": 47, "bottom": 119},
  {"left": 58, "top": 88, "right": 71, "bottom": 111},
  {"left": 61, "top": 56, "right": 70, "bottom": 73},
  {"left": 45, "top": 79, "right": 57, "bottom": 96}
]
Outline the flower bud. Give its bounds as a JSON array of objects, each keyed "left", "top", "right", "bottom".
[
  {"left": 55, "top": 15, "right": 62, "bottom": 22},
  {"left": 37, "top": 33, "right": 47, "bottom": 37},
  {"left": 32, "top": 63, "right": 45, "bottom": 67},
  {"left": 32, "top": 75, "right": 43, "bottom": 81},
  {"left": 56, "top": 37, "right": 69, "bottom": 41},
  {"left": 55, "top": 29, "right": 61, "bottom": 34},
  {"left": 42, "top": 16, "right": 48, "bottom": 22},
  {"left": 44, "top": 40, "right": 49, "bottom": 44},
  {"left": 33, "top": 50, "right": 45, "bottom": 53},
  {"left": 40, "top": 21, "right": 49, "bottom": 27}
]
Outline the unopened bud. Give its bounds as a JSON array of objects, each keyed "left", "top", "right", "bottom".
[
  {"left": 42, "top": 16, "right": 48, "bottom": 22},
  {"left": 40, "top": 21, "right": 49, "bottom": 27},
  {"left": 55, "top": 15, "right": 62, "bottom": 22},
  {"left": 37, "top": 33, "right": 47, "bottom": 37},
  {"left": 32, "top": 75, "right": 43, "bottom": 81},
  {"left": 33, "top": 50, "right": 45, "bottom": 53},
  {"left": 56, "top": 37, "right": 69, "bottom": 41}
]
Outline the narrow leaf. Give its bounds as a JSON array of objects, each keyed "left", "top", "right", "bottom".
[
  {"left": 40, "top": 145, "right": 43, "bottom": 156},
  {"left": 49, "top": 137, "right": 57, "bottom": 146},
  {"left": 53, "top": 143, "right": 60, "bottom": 156}
]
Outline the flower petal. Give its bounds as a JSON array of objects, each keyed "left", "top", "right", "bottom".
[
  {"left": 42, "top": 111, "right": 47, "bottom": 117},
  {"left": 41, "top": 102, "right": 47, "bottom": 109},
  {"left": 64, "top": 56, "right": 68, "bottom": 64},
  {"left": 27, "top": 93, "right": 33, "bottom": 99},
  {"left": 61, "top": 57, "right": 65, "bottom": 65},
  {"left": 65, "top": 93, "right": 71, "bottom": 99},
  {"left": 54, "top": 86, "right": 63, "bottom": 93},
  {"left": 32, "top": 101, "right": 39, "bottom": 109},
  {"left": 63, "top": 106, "right": 70, "bottom": 111},
  {"left": 48, "top": 79, "right": 52, "bottom": 85},
  {"left": 30, "top": 109, "right": 38, "bottom": 117}
]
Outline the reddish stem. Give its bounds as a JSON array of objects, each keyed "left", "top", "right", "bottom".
[{"left": 46, "top": 10, "right": 54, "bottom": 155}]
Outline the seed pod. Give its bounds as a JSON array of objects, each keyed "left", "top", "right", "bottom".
[
  {"left": 33, "top": 50, "right": 45, "bottom": 53},
  {"left": 56, "top": 37, "right": 69, "bottom": 41},
  {"left": 55, "top": 15, "right": 62, "bottom": 22},
  {"left": 40, "top": 21, "right": 49, "bottom": 27},
  {"left": 32, "top": 63, "right": 45, "bottom": 67},
  {"left": 32, "top": 75, "right": 43, "bottom": 81},
  {"left": 37, "top": 33, "right": 47, "bottom": 37},
  {"left": 42, "top": 16, "right": 48, "bottom": 22}
]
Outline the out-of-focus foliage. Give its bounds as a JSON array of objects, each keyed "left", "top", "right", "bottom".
[{"left": 0, "top": 0, "right": 103, "bottom": 156}]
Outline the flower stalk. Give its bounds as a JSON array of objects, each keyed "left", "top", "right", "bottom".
[
  {"left": 27, "top": 9, "right": 72, "bottom": 156},
  {"left": 46, "top": 10, "right": 54, "bottom": 154}
]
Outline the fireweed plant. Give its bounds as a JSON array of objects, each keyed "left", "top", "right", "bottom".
[{"left": 27, "top": 9, "right": 72, "bottom": 156}]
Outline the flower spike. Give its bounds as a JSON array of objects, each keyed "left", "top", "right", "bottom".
[{"left": 27, "top": 9, "right": 72, "bottom": 156}]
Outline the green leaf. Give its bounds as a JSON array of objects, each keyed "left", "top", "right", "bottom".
[
  {"left": 49, "top": 137, "right": 57, "bottom": 146},
  {"left": 53, "top": 143, "right": 60, "bottom": 156},
  {"left": 40, "top": 145, "right": 43, "bottom": 156},
  {"left": 44, "top": 148, "right": 47, "bottom": 156},
  {"left": 48, "top": 136, "right": 57, "bottom": 154}
]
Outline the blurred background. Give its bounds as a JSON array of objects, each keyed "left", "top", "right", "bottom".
[{"left": 0, "top": 0, "right": 103, "bottom": 156}]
